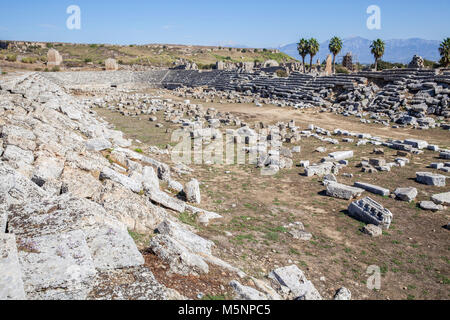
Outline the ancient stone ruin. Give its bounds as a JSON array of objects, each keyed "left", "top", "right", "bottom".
[
  {"left": 1, "top": 50, "right": 449, "bottom": 301},
  {"left": 47, "top": 49, "right": 63, "bottom": 68},
  {"left": 408, "top": 55, "right": 425, "bottom": 69},
  {"left": 342, "top": 52, "right": 353, "bottom": 71},
  {"left": 105, "top": 58, "right": 119, "bottom": 71},
  {"left": 325, "top": 54, "right": 333, "bottom": 75}
]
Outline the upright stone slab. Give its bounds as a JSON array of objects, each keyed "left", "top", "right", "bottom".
[
  {"left": 105, "top": 58, "right": 119, "bottom": 71},
  {"left": 325, "top": 54, "right": 333, "bottom": 75},
  {"left": 0, "top": 234, "right": 26, "bottom": 300},
  {"left": 408, "top": 55, "right": 425, "bottom": 69},
  {"left": 342, "top": 52, "right": 353, "bottom": 71},
  {"left": 47, "top": 48, "right": 63, "bottom": 68}
]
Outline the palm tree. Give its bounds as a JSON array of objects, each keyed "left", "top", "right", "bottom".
[
  {"left": 308, "top": 38, "right": 320, "bottom": 72},
  {"left": 370, "top": 39, "right": 385, "bottom": 71},
  {"left": 328, "top": 36, "right": 343, "bottom": 73},
  {"left": 439, "top": 38, "right": 450, "bottom": 67},
  {"left": 297, "top": 38, "right": 309, "bottom": 73}
]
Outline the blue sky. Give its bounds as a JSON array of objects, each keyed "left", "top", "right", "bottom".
[{"left": 0, "top": 0, "right": 448, "bottom": 47}]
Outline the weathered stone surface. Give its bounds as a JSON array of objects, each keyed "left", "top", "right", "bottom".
[
  {"left": 93, "top": 181, "right": 166, "bottom": 233},
  {"left": 229, "top": 281, "right": 268, "bottom": 300},
  {"left": 47, "top": 48, "right": 63, "bottom": 68},
  {"left": 408, "top": 55, "right": 424, "bottom": 69},
  {"left": 431, "top": 192, "right": 450, "bottom": 205},
  {"left": 354, "top": 182, "right": 390, "bottom": 196},
  {"left": 150, "top": 234, "right": 209, "bottom": 276},
  {"left": 416, "top": 172, "right": 446, "bottom": 187},
  {"left": 60, "top": 167, "right": 102, "bottom": 198},
  {"left": 334, "top": 287, "right": 352, "bottom": 300},
  {"left": 83, "top": 226, "right": 144, "bottom": 271},
  {"left": 1, "top": 125, "right": 36, "bottom": 151},
  {"left": 8, "top": 195, "right": 122, "bottom": 237},
  {"left": 0, "top": 234, "right": 26, "bottom": 300},
  {"left": 404, "top": 139, "right": 428, "bottom": 149},
  {"left": 18, "top": 230, "right": 97, "bottom": 300},
  {"left": 8, "top": 195, "right": 144, "bottom": 271},
  {"left": 105, "top": 58, "right": 119, "bottom": 71},
  {"left": 326, "top": 182, "right": 364, "bottom": 200},
  {"left": 185, "top": 179, "right": 201, "bottom": 204},
  {"left": 99, "top": 167, "right": 142, "bottom": 193},
  {"left": 305, "top": 162, "right": 334, "bottom": 177},
  {"left": 394, "top": 187, "right": 418, "bottom": 202},
  {"left": 323, "top": 174, "right": 337, "bottom": 183},
  {"left": 328, "top": 150, "right": 353, "bottom": 161},
  {"left": 168, "top": 179, "right": 184, "bottom": 193},
  {"left": 419, "top": 201, "right": 444, "bottom": 212},
  {"left": 85, "top": 138, "right": 112, "bottom": 152},
  {"left": 156, "top": 219, "right": 213, "bottom": 255},
  {"left": 289, "top": 229, "right": 312, "bottom": 241},
  {"left": 325, "top": 54, "right": 332, "bottom": 75},
  {"left": 31, "top": 154, "right": 64, "bottom": 186},
  {"left": 0, "top": 162, "right": 48, "bottom": 232},
  {"left": 269, "top": 265, "right": 322, "bottom": 300},
  {"left": 142, "top": 166, "right": 160, "bottom": 192},
  {"left": 348, "top": 197, "right": 393, "bottom": 229},
  {"left": 2, "top": 145, "right": 34, "bottom": 165},
  {"left": 362, "top": 224, "right": 382, "bottom": 237},
  {"left": 440, "top": 151, "right": 450, "bottom": 160},
  {"left": 88, "top": 266, "right": 169, "bottom": 300},
  {"left": 148, "top": 189, "right": 186, "bottom": 212}
]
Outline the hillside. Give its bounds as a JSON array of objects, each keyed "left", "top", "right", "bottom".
[
  {"left": 280, "top": 37, "right": 441, "bottom": 64},
  {"left": 0, "top": 41, "right": 296, "bottom": 71}
]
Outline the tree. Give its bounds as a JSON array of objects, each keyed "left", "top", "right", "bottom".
[
  {"left": 308, "top": 38, "right": 320, "bottom": 72},
  {"left": 439, "top": 38, "right": 450, "bottom": 67},
  {"left": 328, "top": 36, "right": 343, "bottom": 73},
  {"left": 297, "top": 38, "right": 309, "bottom": 73},
  {"left": 370, "top": 39, "right": 385, "bottom": 71}
]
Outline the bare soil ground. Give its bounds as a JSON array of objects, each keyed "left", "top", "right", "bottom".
[{"left": 94, "top": 89, "right": 449, "bottom": 300}]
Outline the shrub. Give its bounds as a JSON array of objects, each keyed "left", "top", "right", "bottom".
[
  {"left": 51, "top": 66, "right": 60, "bottom": 72},
  {"left": 197, "top": 63, "right": 215, "bottom": 70},
  {"left": 84, "top": 58, "right": 93, "bottom": 63},
  {"left": 370, "top": 60, "right": 406, "bottom": 70},
  {"left": 335, "top": 65, "right": 349, "bottom": 74},
  {"left": 275, "top": 69, "right": 289, "bottom": 77},
  {"left": 21, "top": 57, "right": 37, "bottom": 64},
  {"left": 34, "top": 68, "right": 42, "bottom": 71},
  {"left": 423, "top": 59, "right": 440, "bottom": 69},
  {"left": 6, "top": 54, "right": 17, "bottom": 62},
  {"left": 46, "top": 43, "right": 53, "bottom": 48}
]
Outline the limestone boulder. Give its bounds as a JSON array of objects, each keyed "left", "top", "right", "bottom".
[{"left": 0, "top": 234, "right": 26, "bottom": 300}]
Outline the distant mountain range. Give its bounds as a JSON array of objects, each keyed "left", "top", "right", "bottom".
[{"left": 278, "top": 37, "right": 441, "bottom": 64}]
